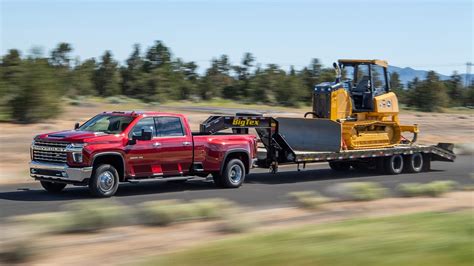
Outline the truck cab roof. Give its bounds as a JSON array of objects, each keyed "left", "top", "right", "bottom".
[{"left": 102, "top": 111, "right": 184, "bottom": 117}]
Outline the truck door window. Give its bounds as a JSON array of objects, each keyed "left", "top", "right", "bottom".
[
  {"left": 130, "top": 117, "right": 156, "bottom": 138},
  {"left": 155, "top": 117, "right": 185, "bottom": 137}
]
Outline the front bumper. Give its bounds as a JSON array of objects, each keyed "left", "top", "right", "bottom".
[{"left": 29, "top": 161, "right": 92, "bottom": 183}]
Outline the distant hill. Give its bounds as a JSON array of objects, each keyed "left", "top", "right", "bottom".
[{"left": 387, "top": 66, "right": 473, "bottom": 87}]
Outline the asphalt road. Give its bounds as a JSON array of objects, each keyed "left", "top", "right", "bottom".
[{"left": 0, "top": 155, "right": 472, "bottom": 219}]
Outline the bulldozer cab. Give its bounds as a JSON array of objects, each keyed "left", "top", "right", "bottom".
[{"left": 338, "top": 59, "right": 391, "bottom": 112}]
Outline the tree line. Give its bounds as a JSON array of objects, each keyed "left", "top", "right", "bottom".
[{"left": 1, "top": 40, "right": 473, "bottom": 122}]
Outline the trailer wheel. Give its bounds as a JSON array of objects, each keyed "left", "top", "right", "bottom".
[
  {"left": 404, "top": 153, "right": 424, "bottom": 173},
  {"left": 384, "top": 154, "right": 404, "bottom": 175},
  {"left": 89, "top": 164, "right": 119, "bottom": 197},
  {"left": 40, "top": 181, "right": 66, "bottom": 193},
  {"left": 220, "top": 159, "right": 246, "bottom": 188},
  {"left": 329, "top": 161, "right": 351, "bottom": 171}
]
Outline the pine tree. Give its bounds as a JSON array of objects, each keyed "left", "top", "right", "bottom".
[{"left": 94, "top": 51, "right": 120, "bottom": 96}]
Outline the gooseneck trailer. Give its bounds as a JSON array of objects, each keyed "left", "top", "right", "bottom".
[{"left": 200, "top": 114, "right": 455, "bottom": 175}]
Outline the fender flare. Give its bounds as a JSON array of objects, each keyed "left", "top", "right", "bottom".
[
  {"left": 220, "top": 149, "right": 251, "bottom": 175},
  {"left": 91, "top": 152, "right": 127, "bottom": 178}
]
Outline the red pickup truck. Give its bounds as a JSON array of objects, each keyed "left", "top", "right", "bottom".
[{"left": 30, "top": 111, "right": 257, "bottom": 197}]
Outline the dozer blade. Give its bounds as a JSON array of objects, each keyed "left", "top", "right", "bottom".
[{"left": 276, "top": 117, "right": 342, "bottom": 152}]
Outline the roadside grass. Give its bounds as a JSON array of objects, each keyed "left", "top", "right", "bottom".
[
  {"left": 10, "top": 200, "right": 133, "bottom": 234},
  {"left": 147, "top": 211, "right": 473, "bottom": 266},
  {"left": 338, "top": 182, "right": 387, "bottom": 201},
  {"left": 287, "top": 191, "right": 330, "bottom": 209},
  {"left": 397, "top": 181, "right": 458, "bottom": 197},
  {"left": 138, "top": 198, "right": 235, "bottom": 226}
]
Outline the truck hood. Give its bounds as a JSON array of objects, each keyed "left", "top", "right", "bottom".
[{"left": 36, "top": 130, "right": 111, "bottom": 142}]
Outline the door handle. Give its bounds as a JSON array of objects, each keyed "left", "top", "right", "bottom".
[
  {"left": 182, "top": 141, "right": 191, "bottom": 146},
  {"left": 153, "top": 142, "right": 161, "bottom": 147}
]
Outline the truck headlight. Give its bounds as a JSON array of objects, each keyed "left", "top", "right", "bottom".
[{"left": 66, "top": 143, "right": 86, "bottom": 151}]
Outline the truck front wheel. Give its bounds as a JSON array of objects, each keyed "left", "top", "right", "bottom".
[
  {"left": 89, "top": 164, "right": 119, "bottom": 197},
  {"left": 218, "top": 159, "right": 246, "bottom": 188},
  {"left": 40, "top": 181, "right": 66, "bottom": 193}
]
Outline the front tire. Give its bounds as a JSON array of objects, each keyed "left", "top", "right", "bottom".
[
  {"left": 89, "top": 164, "right": 119, "bottom": 197},
  {"left": 40, "top": 181, "right": 66, "bottom": 193},
  {"left": 218, "top": 159, "right": 246, "bottom": 188}
]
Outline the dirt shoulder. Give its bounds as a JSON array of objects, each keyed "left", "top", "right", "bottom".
[{"left": 3, "top": 191, "right": 471, "bottom": 266}]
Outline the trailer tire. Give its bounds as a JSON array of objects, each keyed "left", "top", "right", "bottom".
[
  {"left": 329, "top": 161, "right": 351, "bottom": 171},
  {"left": 220, "top": 159, "right": 246, "bottom": 188},
  {"left": 404, "top": 153, "right": 423, "bottom": 173},
  {"left": 384, "top": 154, "right": 404, "bottom": 175},
  {"left": 89, "top": 164, "right": 119, "bottom": 197},
  {"left": 40, "top": 181, "right": 66, "bottom": 193}
]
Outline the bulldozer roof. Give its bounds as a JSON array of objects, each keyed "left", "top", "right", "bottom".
[{"left": 338, "top": 59, "right": 388, "bottom": 68}]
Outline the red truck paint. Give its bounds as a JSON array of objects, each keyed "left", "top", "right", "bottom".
[{"left": 30, "top": 111, "right": 257, "bottom": 197}]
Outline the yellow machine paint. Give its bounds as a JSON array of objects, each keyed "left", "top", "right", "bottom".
[{"left": 309, "top": 59, "right": 418, "bottom": 150}]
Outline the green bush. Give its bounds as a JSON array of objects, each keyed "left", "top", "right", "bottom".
[
  {"left": 60, "top": 200, "right": 132, "bottom": 232},
  {"left": 342, "top": 182, "right": 387, "bottom": 201},
  {"left": 397, "top": 183, "right": 425, "bottom": 197},
  {"left": 287, "top": 191, "right": 330, "bottom": 209},
  {"left": 397, "top": 181, "right": 458, "bottom": 197},
  {"left": 139, "top": 199, "right": 236, "bottom": 226},
  {"left": 191, "top": 198, "right": 234, "bottom": 219},
  {"left": 139, "top": 200, "right": 199, "bottom": 226},
  {"left": 424, "top": 181, "right": 457, "bottom": 197}
]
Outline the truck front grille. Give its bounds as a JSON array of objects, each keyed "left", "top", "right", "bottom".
[{"left": 32, "top": 141, "right": 69, "bottom": 163}]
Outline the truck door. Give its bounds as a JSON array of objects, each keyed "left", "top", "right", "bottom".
[
  {"left": 154, "top": 116, "right": 193, "bottom": 176},
  {"left": 125, "top": 117, "right": 157, "bottom": 177}
]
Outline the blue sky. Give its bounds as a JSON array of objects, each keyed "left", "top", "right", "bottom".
[{"left": 1, "top": 0, "right": 472, "bottom": 75}]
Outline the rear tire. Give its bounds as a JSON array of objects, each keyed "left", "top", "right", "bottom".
[
  {"left": 404, "top": 153, "right": 423, "bottom": 173},
  {"left": 384, "top": 154, "right": 404, "bottom": 175},
  {"left": 40, "top": 181, "right": 66, "bottom": 193},
  {"left": 89, "top": 164, "right": 119, "bottom": 197},
  {"left": 329, "top": 161, "right": 351, "bottom": 171},
  {"left": 218, "top": 159, "right": 246, "bottom": 188}
]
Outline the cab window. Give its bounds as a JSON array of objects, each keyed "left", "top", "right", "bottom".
[
  {"left": 130, "top": 117, "right": 155, "bottom": 138},
  {"left": 155, "top": 116, "right": 184, "bottom": 137}
]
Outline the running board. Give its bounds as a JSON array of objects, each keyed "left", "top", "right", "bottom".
[{"left": 126, "top": 176, "right": 198, "bottom": 183}]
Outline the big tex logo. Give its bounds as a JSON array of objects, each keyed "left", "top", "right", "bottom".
[{"left": 232, "top": 118, "right": 260, "bottom": 127}]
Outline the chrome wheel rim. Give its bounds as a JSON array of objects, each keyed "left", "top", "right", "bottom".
[
  {"left": 229, "top": 164, "right": 243, "bottom": 184},
  {"left": 98, "top": 171, "right": 115, "bottom": 192}
]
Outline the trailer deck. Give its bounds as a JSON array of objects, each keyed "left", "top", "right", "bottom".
[{"left": 200, "top": 115, "right": 455, "bottom": 173}]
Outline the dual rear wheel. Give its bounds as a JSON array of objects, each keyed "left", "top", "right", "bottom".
[{"left": 213, "top": 159, "right": 246, "bottom": 188}]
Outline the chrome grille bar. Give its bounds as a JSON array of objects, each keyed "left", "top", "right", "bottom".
[{"left": 32, "top": 140, "right": 70, "bottom": 163}]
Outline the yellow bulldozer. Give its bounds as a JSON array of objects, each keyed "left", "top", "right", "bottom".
[{"left": 305, "top": 59, "right": 418, "bottom": 150}]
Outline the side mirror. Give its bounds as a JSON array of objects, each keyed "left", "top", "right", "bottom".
[
  {"left": 132, "top": 129, "right": 153, "bottom": 141},
  {"left": 74, "top": 122, "right": 80, "bottom": 130},
  {"left": 333, "top": 62, "right": 338, "bottom": 69}
]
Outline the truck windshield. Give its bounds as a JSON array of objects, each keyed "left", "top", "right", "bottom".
[{"left": 77, "top": 115, "right": 134, "bottom": 134}]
